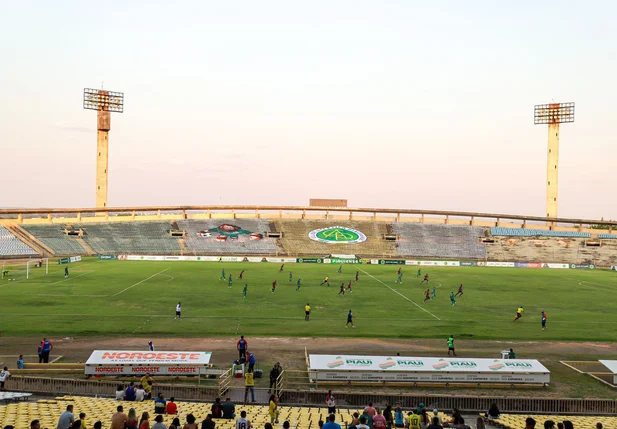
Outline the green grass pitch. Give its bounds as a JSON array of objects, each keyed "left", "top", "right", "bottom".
[{"left": 1, "top": 258, "right": 616, "bottom": 341}]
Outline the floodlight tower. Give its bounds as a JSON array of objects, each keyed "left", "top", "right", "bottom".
[
  {"left": 534, "top": 102, "right": 575, "bottom": 219},
  {"left": 83, "top": 88, "right": 124, "bottom": 209}
]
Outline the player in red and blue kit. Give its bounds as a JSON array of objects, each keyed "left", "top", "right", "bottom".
[
  {"left": 424, "top": 289, "right": 430, "bottom": 302},
  {"left": 239, "top": 270, "right": 244, "bottom": 280},
  {"left": 455, "top": 284, "right": 463, "bottom": 297},
  {"left": 279, "top": 264, "right": 284, "bottom": 272},
  {"left": 271, "top": 280, "right": 277, "bottom": 293},
  {"left": 338, "top": 283, "right": 345, "bottom": 296}
]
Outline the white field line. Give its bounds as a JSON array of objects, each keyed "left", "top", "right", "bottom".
[
  {"left": 111, "top": 267, "right": 171, "bottom": 297},
  {"left": 358, "top": 268, "right": 441, "bottom": 320},
  {"left": 49, "top": 271, "right": 94, "bottom": 285}
]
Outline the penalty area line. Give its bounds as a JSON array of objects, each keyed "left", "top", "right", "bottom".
[
  {"left": 112, "top": 267, "right": 171, "bottom": 297},
  {"left": 358, "top": 268, "right": 441, "bottom": 320}
]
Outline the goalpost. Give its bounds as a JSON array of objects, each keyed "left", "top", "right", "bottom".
[{"left": 26, "top": 258, "right": 49, "bottom": 280}]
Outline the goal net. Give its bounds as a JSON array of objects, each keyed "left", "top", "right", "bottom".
[{"left": 26, "top": 258, "right": 49, "bottom": 280}]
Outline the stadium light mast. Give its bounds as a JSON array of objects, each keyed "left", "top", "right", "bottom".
[
  {"left": 83, "top": 88, "right": 124, "bottom": 209},
  {"left": 534, "top": 102, "right": 575, "bottom": 220}
]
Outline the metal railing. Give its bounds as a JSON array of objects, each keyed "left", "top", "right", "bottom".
[{"left": 219, "top": 367, "right": 233, "bottom": 397}]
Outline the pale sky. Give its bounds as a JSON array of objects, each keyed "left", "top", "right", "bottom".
[{"left": 1, "top": 1, "right": 616, "bottom": 220}]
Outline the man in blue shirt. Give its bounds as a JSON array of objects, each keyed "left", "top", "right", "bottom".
[
  {"left": 41, "top": 338, "right": 52, "bottom": 363},
  {"left": 247, "top": 352, "right": 256, "bottom": 373},
  {"left": 237, "top": 336, "right": 248, "bottom": 360},
  {"left": 125, "top": 382, "right": 136, "bottom": 401},
  {"left": 322, "top": 414, "right": 342, "bottom": 429},
  {"left": 17, "top": 355, "right": 24, "bottom": 369}
]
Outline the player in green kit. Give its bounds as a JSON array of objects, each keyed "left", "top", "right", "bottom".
[
  {"left": 289, "top": 271, "right": 293, "bottom": 283},
  {"left": 450, "top": 292, "right": 456, "bottom": 306},
  {"left": 337, "top": 265, "right": 342, "bottom": 274},
  {"left": 242, "top": 284, "right": 248, "bottom": 298},
  {"left": 431, "top": 286, "right": 436, "bottom": 299},
  {"left": 395, "top": 272, "right": 403, "bottom": 284},
  {"left": 219, "top": 269, "right": 226, "bottom": 280},
  {"left": 228, "top": 275, "right": 233, "bottom": 288},
  {"left": 296, "top": 278, "right": 301, "bottom": 291},
  {"left": 417, "top": 268, "right": 421, "bottom": 277}
]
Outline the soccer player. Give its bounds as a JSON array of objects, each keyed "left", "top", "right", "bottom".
[
  {"left": 355, "top": 271, "right": 359, "bottom": 281},
  {"left": 346, "top": 280, "right": 353, "bottom": 293},
  {"left": 338, "top": 283, "right": 345, "bottom": 296},
  {"left": 338, "top": 265, "right": 342, "bottom": 274},
  {"left": 64, "top": 266, "right": 69, "bottom": 278},
  {"left": 220, "top": 269, "right": 226, "bottom": 280},
  {"left": 296, "top": 278, "right": 301, "bottom": 291},
  {"left": 228, "top": 275, "right": 233, "bottom": 288},
  {"left": 421, "top": 274, "right": 429, "bottom": 284},
  {"left": 345, "top": 310, "right": 355, "bottom": 328},
  {"left": 417, "top": 268, "right": 421, "bottom": 277},
  {"left": 423, "top": 289, "right": 430, "bottom": 302},
  {"left": 239, "top": 270, "right": 244, "bottom": 280},
  {"left": 305, "top": 303, "right": 311, "bottom": 321},
  {"left": 397, "top": 267, "right": 402, "bottom": 276},
  {"left": 289, "top": 272, "right": 293, "bottom": 283},
  {"left": 242, "top": 284, "right": 248, "bottom": 298},
  {"left": 454, "top": 284, "right": 463, "bottom": 297},
  {"left": 447, "top": 335, "right": 456, "bottom": 356},
  {"left": 320, "top": 276, "right": 330, "bottom": 286},
  {"left": 514, "top": 306, "right": 524, "bottom": 321},
  {"left": 395, "top": 272, "right": 403, "bottom": 284},
  {"left": 175, "top": 302, "right": 182, "bottom": 320},
  {"left": 541, "top": 310, "right": 547, "bottom": 330},
  {"left": 279, "top": 264, "right": 284, "bottom": 272},
  {"left": 271, "top": 280, "right": 277, "bottom": 293},
  {"left": 431, "top": 286, "right": 436, "bottom": 299},
  {"left": 449, "top": 292, "right": 456, "bottom": 306}
]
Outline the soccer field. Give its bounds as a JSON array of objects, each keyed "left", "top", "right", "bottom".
[{"left": 1, "top": 259, "right": 616, "bottom": 341}]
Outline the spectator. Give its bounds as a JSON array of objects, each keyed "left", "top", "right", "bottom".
[
  {"left": 111, "top": 407, "right": 128, "bottom": 429},
  {"left": 265, "top": 424, "right": 273, "bottom": 429},
  {"left": 41, "top": 338, "right": 53, "bottom": 363},
  {"left": 135, "top": 384, "right": 146, "bottom": 402},
  {"left": 384, "top": 405, "right": 393, "bottom": 429},
  {"left": 247, "top": 352, "right": 256, "bottom": 373},
  {"left": 447, "top": 409, "right": 463, "bottom": 427},
  {"left": 94, "top": 423, "right": 102, "bottom": 429},
  {"left": 351, "top": 412, "right": 360, "bottom": 427},
  {"left": 115, "top": 385, "right": 125, "bottom": 401},
  {"left": 184, "top": 414, "right": 198, "bottom": 429},
  {"left": 237, "top": 336, "right": 248, "bottom": 360},
  {"left": 475, "top": 418, "right": 485, "bottom": 429},
  {"left": 453, "top": 418, "right": 470, "bottom": 429},
  {"left": 78, "top": 413, "right": 88, "bottom": 429},
  {"left": 487, "top": 404, "right": 499, "bottom": 419},
  {"left": 244, "top": 371, "right": 255, "bottom": 403},
  {"left": 141, "top": 373, "right": 154, "bottom": 399},
  {"left": 394, "top": 404, "right": 404, "bottom": 428},
  {"left": 326, "top": 390, "right": 336, "bottom": 415},
  {"left": 416, "top": 404, "right": 426, "bottom": 416},
  {"left": 524, "top": 418, "right": 536, "bottom": 429},
  {"left": 154, "top": 393, "right": 167, "bottom": 415},
  {"left": 139, "top": 413, "right": 150, "bottom": 429},
  {"left": 125, "top": 382, "right": 137, "bottom": 401},
  {"left": 166, "top": 397, "right": 178, "bottom": 415},
  {"left": 268, "top": 362, "right": 282, "bottom": 394},
  {"left": 72, "top": 421, "right": 82, "bottom": 429},
  {"left": 268, "top": 395, "right": 280, "bottom": 424},
  {"left": 408, "top": 411, "right": 421, "bottom": 429},
  {"left": 557, "top": 424, "right": 563, "bottom": 429},
  {"left": 56, "top": 405, "right": 75, "bottom": 429},
  {"left": 508, "top": 349, "right": 516, "bottom": 359},
  {"left": 148, "top": 341, "right": 155, "bottom": 352},
  {"left": 236, "top": 411, "right": 252, "bottom": 429},
  {"left": 318, "top": 421, "right": 324, "bottom": 429},
  {"left": 562, "top": 422, "right": 573, "bottom": 429},
  {"left": 357, "top": 416, "right": 369, "bottom": 429},
  {"left": 211, "top": 398, "right": 224, "bottom": 418},
  {"left": 366, "top": 402, "right": 377, "bottom": 417},
  {"left": 0, "top": 367, "right": 11, "bottom": 391},
  {"left": 152, "top": 415, "right": 166, "bottom": 429},
  {"left": 427, "top": 417, "right": 442, "bottom": 429},
  {"left": 360, "top": 409, "right": 373, "bottom": 429},
  {"left": 170, "top": 419, "right": 181, "bottom": 429},
  {"left": 127, "top": 409, "right": 138, "bottom": 429},
  {"left": 431, "top": 410, "right": 440, "bottom": 426},
  {"left": 596, "top": 424, "right": 603, "bottom": 429},
  {"left": 222, "top": 398, "right": 236, "bottom": 419},
  {"left": 37, "top": 343, "right": 43, "bottom": 363},
  {"left": 373, "top": 409, "right": 386, "bottom": 429},
  {"left": 544, "top": 421, "right": 555, "bottom": 429},
  {"left": 283, "top": 422, "right": 290, "bottom": 429},
  {"left": 31, "top": 420, "right": 40, "bottom": 429},
  {"left": 17, "top": 355, "right": 24, "bottom": 370},
  {"left": 201, "top": 415, "right": 215, "bottom": 429},
  {"left": 322, "top": 414, "right": 341, "bottom": 429}
]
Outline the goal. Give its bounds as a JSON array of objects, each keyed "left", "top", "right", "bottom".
[{"left": 26, "top": 258, "right": 49, "bottom": 279}]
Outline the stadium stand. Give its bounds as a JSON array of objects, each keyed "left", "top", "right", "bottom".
[
  {"left": 392, "top": 223, "right": 487, "bottom": 259},
  {"left": 275, "top": 220, "right": 396, "bottom": 257},
  {"left": 0, "top": 396, "right": 453, "bottom": 429},
  {"left": 491, "top": 227, "right": 591, "bottom": 238},
  {"left": 75, "top": 221, "right": 181, "bottom": 254},
  {"left": 599, "top": 233, "right": 617, "bottom": 239},
  {"left": 21, "top": 224, "right": 87, "bottom": 255},
  {"left": 488, "top": 414, "right": 615, "bottom": 429},
  {"left": 178, "top": 219, "right": 279, "bottom": 254},
  {"left": 0, "top": 225, "right": 38, "bottom": 256}
]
